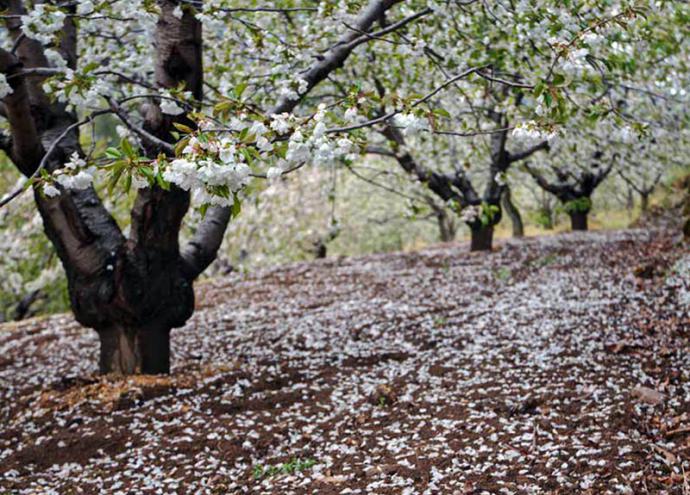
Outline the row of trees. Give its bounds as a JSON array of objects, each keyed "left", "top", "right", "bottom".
[{"left": 0, "top": 0, "right": 688, "bottom": 374}]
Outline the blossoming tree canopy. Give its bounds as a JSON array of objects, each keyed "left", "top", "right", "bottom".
[
  {"left": 314, "top": 0, "right": 689, "bottom": 249},
  {"left": 0, "top": 0, "right": 689, "bottom": 374}
]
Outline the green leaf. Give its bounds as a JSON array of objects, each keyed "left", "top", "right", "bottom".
[
  {"left": 107, "top": 165, "right": 125, "bottom": 196},
  {"left": 234, "top": 82, "right": 248, "bottom": 99},
  {"left": 155, "top": 173, "right": 170, "bottom": 190},
  {"left": 105, "top": 147, "right": 122, "bottom": 159},
  {"left": 231, "top": 194, "right": 242, "bottom": 218},
  {"left": 173, "top": 122, "right": 194, "bottom": 134},
  {"left": 175, "top": 137, "right": 190, "bottom": 156},
  {"left": 533, "top": 81, "right": 546, "bottom": 98},
  {"left": 551, "top": 73, "right": 566, "bottom": 86},
  {"left": 121, "top": 138, "right": 135, "bottom": 158},
  {"left": 139, "top": 166, "right": 155, "bottom": 183},
  {"left": 124, "top": 173, "right": 132, "bottom": 194}
]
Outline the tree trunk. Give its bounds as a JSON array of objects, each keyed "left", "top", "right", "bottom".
[
  {"left": 640, "top": 193, "right": 649, "bottom": 213},
  {"left": 501, "top": 187, "right": 524, "bottom": 238},
  {"left": 569, "top": 211, "right": 589, "bottom": 231},
  {"left": 98, "top": 324, "right": 171, "bottom": 375},
  {"left": 436, "top": 210, "right": 456, "bottom": 242},
  {"left": 626, "top": 186, "right": 634, "bottom": 214},
  {"left": 470, "top": 224, "right": 494, "bottom": 251},
  {"left": 13, "top": 289, "right": 41, "bottom": 321}
]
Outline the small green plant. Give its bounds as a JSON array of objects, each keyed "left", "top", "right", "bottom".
[
  {"left": 532, "top": 253, "right": 558, "bottom": 268},
  {"left": 253, "top": 458, "right": 317, "bottom": 480},
  {"left": 494, "top": 266, "right": 512, "bottom": 281},
  {"left": 534, "top": 208, "right": 555, "bottom": 229},
  {"left": 433, "top": 315, "right": 448, "bottom": 327}
]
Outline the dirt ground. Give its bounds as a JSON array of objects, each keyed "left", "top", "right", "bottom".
[{"left": 1, "top": 228, "right": 689, "bottom": 494}]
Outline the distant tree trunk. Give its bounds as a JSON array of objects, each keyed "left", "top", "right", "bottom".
[
  {"left": 313, "top": 241, "right": 328, "bottom": 259},
  {"left": 436, "top": 209, "right": 457, "bottom": 242},
  {"left": 626, "top": 186, "right": 634, "bottom": 214},
  {"left": 501, "top": 187, "right": 524, "bottom": 238},
  {"left": 470, "top": 224, "right": 494, "bottom": 251},
  {"left": 640, "top": 192, "right": 649, "bottom": 213},
  {"left": 682, "top": 180, "right": 690, "bottom": 242},
  {"left": 569, "top": 211, "right": 589, "bottom": 231},
  {"left": 12, "top": 289, "right": 41, "bottom": 321}
]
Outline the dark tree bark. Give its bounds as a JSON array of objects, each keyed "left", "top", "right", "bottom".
[
  {"left": 99, "top": 322, "right": 172, "bottom": 375},
  {"left": 370, "top": 84, "right": 549, "bottom": 253},
  {"left": 501, "top": 186, "right": 524, "bottom": 238},
  {"left": 640, "top": 192, "right": 649, "bottom": 212},
  {"left": 569, "top": 211, "right": 589, "bottom": 231},
  {"left": 470, "top": 223, "right": 494, "bottom": 252},
  {"left": 12, "top": 289, "right": 40, "bottom": 321}
]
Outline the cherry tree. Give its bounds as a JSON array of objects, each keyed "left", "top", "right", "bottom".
[
  {"left": 523, "top": 143, "right": 616, "bottom": 231},
  {"left": 617, "top": 141, "right": 666, "bottom": 213},
  {"left": 0, "top": 0, "right": 424, "bottom": 374}
]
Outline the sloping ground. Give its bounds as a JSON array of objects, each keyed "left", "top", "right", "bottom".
[{"left": 1, "top": 229, "right": 689, "bottom": 495}]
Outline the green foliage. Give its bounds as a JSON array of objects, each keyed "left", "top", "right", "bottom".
[
  {"left": 533, "top": 208, "right": 555, "bottom": 229},
  {"left": 562, "top": 197, "right": 593, "bottom": 214},
  {"left": 493, "top": 266, "right": 512, "bottom": 282},
  {"left": 252, "top": 458, "right": 316, "bottom": 480},
  {"left": 531, "top": 254, "right": 558, "bottom": 269},
  {"left": 479, "top": 202, "right": 500, "bottom": 226}
]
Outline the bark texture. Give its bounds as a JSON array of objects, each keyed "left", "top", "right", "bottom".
[
  {"left": 569, "top": 211, "right": 589, "bottom": 231},
  {"left": 501, "top": 187, "right": 524, "bottom": 238},
  {"left": 470, "top": 224, "right": 494, "bottom": 252}
]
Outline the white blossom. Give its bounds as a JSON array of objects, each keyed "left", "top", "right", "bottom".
[
  {"left": 0, "top": 74, "right": 12, "bottom": 99},
  {"left": 42, "top": 184, "right": 60, "bottom": 198},
  {"left": 394, "top": 113, "right": 425, "bottom": 136},
  {"left": 160, "top": 99, "right": 185, "bottom": 116}
]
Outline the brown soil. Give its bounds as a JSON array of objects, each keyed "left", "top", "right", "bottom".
[{"left": 0, "top": 228, "right": 689, "bottom": 494}]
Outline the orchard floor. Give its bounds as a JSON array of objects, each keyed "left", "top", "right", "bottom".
[{"left": 1, "top": 229, "right": 690, "bottom": 495}]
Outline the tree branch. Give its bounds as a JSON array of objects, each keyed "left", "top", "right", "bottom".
[
  {"left": 272, "top": 0, "right": 404, "bottom": 114},
  {"left": 509, "top": 140, "right": 550, "bottom": 163}
]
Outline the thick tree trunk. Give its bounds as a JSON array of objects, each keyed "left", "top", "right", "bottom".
[
  {"left": 569, "top": 211, "right": 589, "bottom": 231},
  {"left": 470, "top": 224, "right": 494, "bottom": 251},
  {"left": 98, "top": 324, "right": 171, "bottom": 374},
  {"left": 501, "top": 188, "right": 524, "bottom": 238},
  {"left": 640, "top": 193, "right": 649, "bottom": 213}
]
